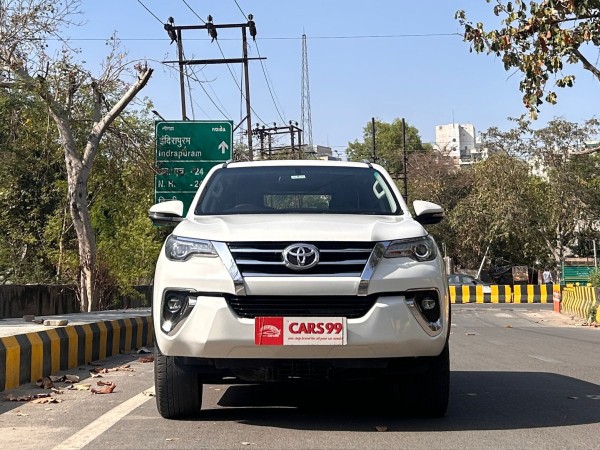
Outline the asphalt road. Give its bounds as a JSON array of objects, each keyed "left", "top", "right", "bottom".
[{"left": 1, "top": 304, "right": 599, "bottom": 449}]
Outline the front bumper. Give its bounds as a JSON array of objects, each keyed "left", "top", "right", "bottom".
[{"left": 153, "top": 241, "right": 449, "bottom": 360}]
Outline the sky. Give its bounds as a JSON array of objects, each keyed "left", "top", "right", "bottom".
[{"left": 60, "top": 0, "right": 600, "bottom": 155}]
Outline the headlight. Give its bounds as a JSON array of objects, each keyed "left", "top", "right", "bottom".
[
  {"left": 384, "top": 236, "right": 437, "bottom": 261},
  {"left": 165, "top": 235, "right": 217, "bottom": 261}
]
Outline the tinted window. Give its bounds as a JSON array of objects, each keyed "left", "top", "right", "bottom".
[{"left": 195, "top": 166, "right": 401, "bottom": 215}]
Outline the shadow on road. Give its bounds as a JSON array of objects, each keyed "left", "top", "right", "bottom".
[{"left": 198, "top": 371, "right": 600, "bottom": 431}]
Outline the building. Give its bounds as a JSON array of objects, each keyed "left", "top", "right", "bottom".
[
  {"left": 434, "top": 123, "right": 483, "bottom": 166},
  {"left": 302, "top": 144, "right": 341, "bottom": 161}
]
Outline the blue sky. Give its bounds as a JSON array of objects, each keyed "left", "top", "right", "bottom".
[{"left": 64, "top": 0, "right": 600, "bottom": 153}]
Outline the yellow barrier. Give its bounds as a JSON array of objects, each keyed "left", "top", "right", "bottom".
[
  {"left": 561, "top": 286, "right": 598, "bottom": 320},
  {"left": 0, "top": 316, "right": 154, "bottom": 392},
  {"left": 450, "top": 284, "right": 558, "bottom": 304}
]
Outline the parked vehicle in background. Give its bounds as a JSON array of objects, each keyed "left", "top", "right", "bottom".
[
  {"left": 148, "top": 160, "right": 450, "bottom": 419},
  {"left": 447, "top": 273, "right": 492, "bottom": 294}
]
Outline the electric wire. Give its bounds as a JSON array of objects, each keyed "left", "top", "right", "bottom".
[
  {"left": 181, "top": 0, "right": 206, "bottom": 24},
  {"left": 183, "top": 63, "right": 231, "bottom": 119},
  {"left": 180, "top": 0, "right": 267, "bottom": 126},
  {"left": 229, "top": 0, "right": 285, "bottom": 124},
  {"left": 42, "top": 33, "right": 461, "bottom": 42},
  {"left": 227, "top": 0, "right": 285, "bottom": 124},
  {"left": 185, "top": 65, "right": 197, "bottom": 119},
  {"left": 135, "top": 0, "right": 164, "bottom": 24},
  {"left": 232, "top": 0, "right": 246, "bottom": 19},
  {"left": 254, "top": 40, "right": 285, "bottom": 124}
]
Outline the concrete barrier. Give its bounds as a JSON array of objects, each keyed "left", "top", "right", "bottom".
[
  {"left": 0, "top": 315, "right": 153, "bottom": 392},
  {"left": 561, "top": 286, "right": 598, "bottom": 320},
  {"left": 449, "top": 285, "right": 511, "bottom": 303},
  {"left": 450, "top": 284, "right": 558, "bottom": 304},
  {"left": 512, "top": 284, "right": 555, "bottom": 303}
]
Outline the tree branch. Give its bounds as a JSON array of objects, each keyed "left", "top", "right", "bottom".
[
  {"left": 83, "top": 66, "right": 153, "bottom": 166},
  {"left": 572, "top": 48, "right": 600, "bottom": 82},
  {"left": 571, "top": 144, "right": 600, "bottom": 156}
]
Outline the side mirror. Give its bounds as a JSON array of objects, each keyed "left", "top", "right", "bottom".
[
  {"left": 413, "top": 200, "right": 444, "bottom": 225},
  {"left": 148, "top": 200, "right": 184, "bottom": 226}
]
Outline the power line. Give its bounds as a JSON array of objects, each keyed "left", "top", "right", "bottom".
[
  {"left": 179, "top": 0, "right": 265, "bottom": 126},
  {"left": 252, "top": 41, "right": 285, "bottom": 124},
  {"left": 181, "top": 0, "right": 206, "bottom": 23},
  {"left": 135, "top": 0, "right": 164, "bottom": 24},
  {"left": 183, "top": 65, "right": 231, "bottom": 119},
  {"left": 232, "top": 0, "right": 246, "bottom": 19},
  {"left": 42, "top": 32, "right": 461, "bottom": 42},
  {"left": 219, "top": 0, "right": 282, "bottom": 126}
]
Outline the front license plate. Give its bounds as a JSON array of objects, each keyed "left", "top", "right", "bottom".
[{"left": 254, "top": 317, "right": 347, "bottom": 346}]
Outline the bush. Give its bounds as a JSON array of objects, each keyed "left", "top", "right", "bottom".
[{"left": 588, "top": 269, "right": 600, "bottom": 287}]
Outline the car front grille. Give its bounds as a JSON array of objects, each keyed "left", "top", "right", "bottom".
[
  {"left": 227, "top": 241, "right": 375, "bottom": 277},
  {"left": 225, "top": 295, "right": 377, "bottom": 319}
]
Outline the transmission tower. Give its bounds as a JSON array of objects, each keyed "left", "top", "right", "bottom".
[{"left": 300, "top": 34, "right": 313, "bottom": 148}]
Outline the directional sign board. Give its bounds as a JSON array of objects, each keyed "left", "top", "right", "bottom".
[{"left": 155, "top": 120, "right": 233, "bottom": 214}]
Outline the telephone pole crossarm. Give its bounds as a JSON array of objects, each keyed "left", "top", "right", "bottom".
[{"left": 162, "top": 57, "right": 266, "bottom": 65}]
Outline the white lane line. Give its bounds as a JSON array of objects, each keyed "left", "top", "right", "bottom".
[
  {"left": 528, "top": 355, "right": 564, "bottom": 364},
  {"left": 52, "top": 387, "right": 155, "bottom": 450},
  {"left": 494, "top": 313, "right": 514, "bottom": 318}
]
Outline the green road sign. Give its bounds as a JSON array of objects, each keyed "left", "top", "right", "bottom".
[{"left": 155, "top": 120, "right": 233, "bottom": 213}]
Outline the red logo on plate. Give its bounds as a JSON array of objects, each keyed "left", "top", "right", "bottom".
[{"left": 255, "top": 317, "right": 284, "bottom": 345}]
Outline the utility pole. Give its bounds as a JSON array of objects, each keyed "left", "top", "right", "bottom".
[
  {"left": 371, "top": 117, "right": 376, "bottom": 162},
  {"left": 402, "top": 118, "right": 408, "bottom": 201},
  {"left": 253, "top": 122, "right": 304, "bottom": 159},
  {"left": 162, "top": 15, "right": 265, "bottom": 159}
]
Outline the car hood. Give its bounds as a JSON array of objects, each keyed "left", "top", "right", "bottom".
[{"left": 172, "top": 214, "right": 427, "bottom": 242}]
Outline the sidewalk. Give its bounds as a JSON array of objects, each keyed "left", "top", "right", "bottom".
[{"left": 0, "top": 309, "right": 154, "bottom": 392}]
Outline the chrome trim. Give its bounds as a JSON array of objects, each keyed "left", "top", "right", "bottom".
[
  {"left": 357, "top": 241, "right": 389, "bottom": 296},
  {"left": 213, "top": 241, "right": 247, "bottom": 296},
  {"left": 405, "top": 289, "right": 443, "bottom": 337},
  {"left": 161, "top": 289, "right": 197, "bottom": 336}
]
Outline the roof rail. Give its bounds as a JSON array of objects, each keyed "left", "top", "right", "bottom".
[
  {"left": 222, "top": 159, "right": 233, "bottom": 168},
  {"left": 362, "top": 159, "right": 373, "bottom": 168}
]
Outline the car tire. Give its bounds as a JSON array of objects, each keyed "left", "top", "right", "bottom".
[
  {"left": 154, "top": 346, "right": 203, "bottom": 419},
  {"left": 397, "top": 342, "right": 450, "bottom": 417},
  {"left": 423, "top": 342, "right": 450, "bottom": 417}
]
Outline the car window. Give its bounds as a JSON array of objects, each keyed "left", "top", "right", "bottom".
[
  {"left": 447, "top": 275, "right": 460, "bottom": 284},
  {"left": 195, "top": 166, "right": 401, "bottom": 215}
]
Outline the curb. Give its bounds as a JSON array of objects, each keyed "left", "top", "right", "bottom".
[{"left": 0, "top": 316, "right": 154, "bottom": 392}]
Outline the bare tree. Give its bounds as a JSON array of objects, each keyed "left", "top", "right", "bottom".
[{"left": 0, "top": 0, "right": 153, "bottom": 310}]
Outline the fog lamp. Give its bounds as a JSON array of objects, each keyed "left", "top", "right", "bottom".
[
  {"left": 420, "top": 297, "right": 437, "bottom": 310},
  {"left": 167, "top": 295, "right": 185, "bottom": 313}
]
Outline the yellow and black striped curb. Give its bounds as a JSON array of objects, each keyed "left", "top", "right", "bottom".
[
  {"left": 561, "top": 287, "right": 599, "bottom": 321},
  {"left": 449, "top": 284, "right": 559, "bottom": 304},
  {"left": 0, "top": 316, "right": 153, "bottom": 393}
]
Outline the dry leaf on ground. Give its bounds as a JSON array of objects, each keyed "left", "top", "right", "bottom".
[
  {"left": 68, "top": 384, "right": 91, "bottom": 391},
  {"left": 91, "top": 382, "right": 117, "bottom": 394},
  {"left": 32, "top": 397, "right": 62, "bottom": 404},
  {"left": 7, "top": 393, "right": 52, "bottom": 402},
  {"left": 36, "top": 377, "right": 54, "bottom": 389},
  {"left": 138, "top": 355, "right": 154, "bottom": 363}
]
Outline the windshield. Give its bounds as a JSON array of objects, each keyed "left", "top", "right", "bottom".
[{"left": 195, "top": 165, "right": 401, "bottom": 215}]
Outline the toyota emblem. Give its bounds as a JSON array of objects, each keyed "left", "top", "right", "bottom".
[{"left": 282, "top": 243, "right": 320, "bottom": 271}]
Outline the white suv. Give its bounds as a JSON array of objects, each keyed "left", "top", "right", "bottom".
[{"left": 149, "top": 160, "right": 450, "bottom": 418}]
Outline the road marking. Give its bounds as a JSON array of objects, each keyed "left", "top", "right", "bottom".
[
  {"left": 494, "top": 313, "right": 514, "bottom": 318},
  {"left": 52, "top": 387, "right": 155, "bottom": 450},
  {"left": 528, "top": 355, "right": 564, "bottom": 364}
]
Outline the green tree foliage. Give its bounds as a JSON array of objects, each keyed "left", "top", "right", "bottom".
[
  {"left": 0, "top": 1, "right": 153, "bottom": 310},
  {"left": 0, "top": 90, "right": 65, "bottom": 283},
  {"left": 453, "top": 117, "right": 600, "bottom": 272},
  {"left": 346, "top": 119, "right": 428, "bottom": 175},
  {"left": 448, "top": 152, "right": 546, "bottom": 269},
  {"left": 407, "top": 151, "right": 474, "bottom": 261},
  {"left": 456, "top": 1, "right": 600, "bottom": 119}
]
